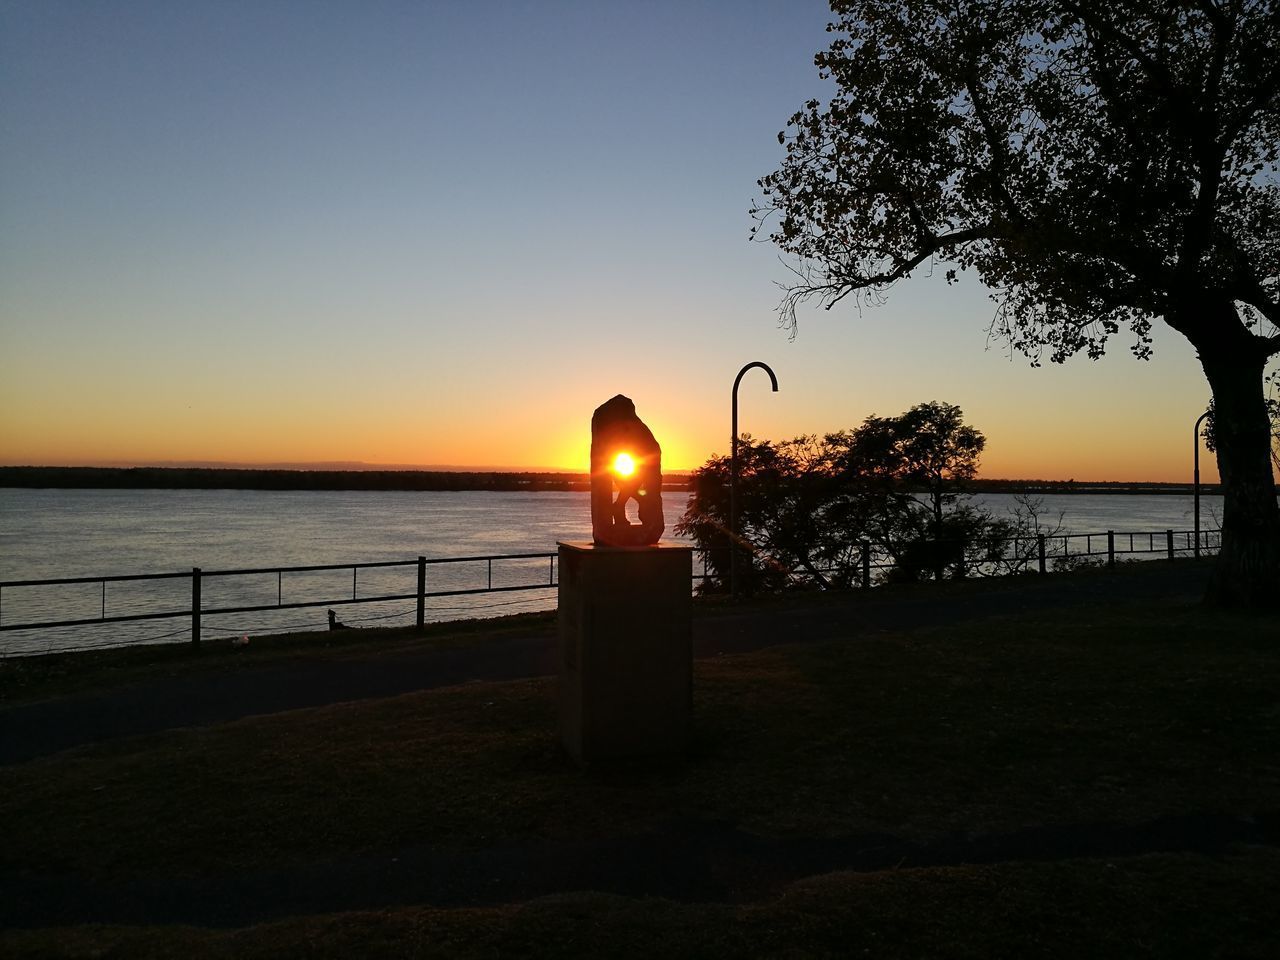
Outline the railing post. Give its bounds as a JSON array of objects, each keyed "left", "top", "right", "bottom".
[
  {"left": 860, "top": 540, "right": 871, "bottom": 590},
  {"left": 1037, "top": 534, "right": 1046, "bottom": 575},
  {"left": 1107, "top": 530, "right": 1115, "bottom": 568},
  {"left": 191, "top": 567, "right": 202, "bottom": 647},
  {"left": 1166, "top": 529, "right": 1174, "bottom": 561},
  {"left": 416, "top": 556, "right": 426, "bottom": 629}
]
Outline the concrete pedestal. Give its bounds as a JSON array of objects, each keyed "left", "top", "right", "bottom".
[{"left": 557, "top": 541, "right": 693, "bottom": 762}]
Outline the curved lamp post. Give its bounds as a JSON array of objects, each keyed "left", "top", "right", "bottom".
[
  {"left": 730, "top": 361, "right": 779, "bottom": 598},
  {"left": 1193, "top": 408, "right": 1212, "bottom": 558}
]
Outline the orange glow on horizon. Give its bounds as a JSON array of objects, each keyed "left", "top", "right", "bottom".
[{"left": 0, "top": 380, "right": 1236, "bottom": 483}]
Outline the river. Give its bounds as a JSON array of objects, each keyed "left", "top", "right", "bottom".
[{"left": 0, "top": 488, "right": 1222, "bottom": 656}]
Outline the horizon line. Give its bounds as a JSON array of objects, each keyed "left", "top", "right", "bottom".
[{"left": 0, "top": 462, "right": 1220, "bottom": 486}]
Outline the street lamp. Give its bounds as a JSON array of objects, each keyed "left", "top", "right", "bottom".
[
  {"left": 730, "top": 361, "right": 779, "bottom": 598},
  {"left": 1193, "top": 408, "right": 1212, "bottom": 558}
]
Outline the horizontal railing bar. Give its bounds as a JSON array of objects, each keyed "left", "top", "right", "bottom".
[
  {"left": 0, "top": 608, "right": 195, "bottom": 632},
  {"left": 200, "top": 553, "right": 557, "bottom": 577},
  {"left": 203, "top": 560, "right": 416, "bottom": 576},
  {"left": 1, "top": 553, "right": 560, "bottom": 589},
  {"left": 0, "top": 571, "right": 193, "bottom": 588},
  {"left": 417, "top": 552, "right": 557, "bottom": 563}
]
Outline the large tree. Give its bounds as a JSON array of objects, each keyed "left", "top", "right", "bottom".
[{"left": 752, "top": 0, "right": 1280, "bottom": 606}]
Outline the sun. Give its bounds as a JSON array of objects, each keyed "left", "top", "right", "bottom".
[{"left": 612, "top": 452, "right": 636, "bottom": 477}]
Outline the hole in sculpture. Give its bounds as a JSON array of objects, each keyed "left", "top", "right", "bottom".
[{"left": 620, "top": 494, "right": 640, "bottom": 525}]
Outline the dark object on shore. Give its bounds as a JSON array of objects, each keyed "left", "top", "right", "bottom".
[
  {"left": 327, "top": 610, "right": 351, "bottom": 631},
  {"left": 590, "top": 395, "right": 664, "bottom": 546}
]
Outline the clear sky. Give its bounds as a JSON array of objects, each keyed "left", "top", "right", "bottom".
[{"left": 0, "top": 0, "right": 1221, "bottom": 482}]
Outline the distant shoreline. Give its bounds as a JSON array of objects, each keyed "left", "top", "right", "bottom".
[
  {"left": 0, "top": 466, "right": 1224, "bottom": 495},
  {"left": 0, "top": 466, "right": 603, "bottom": 492}
]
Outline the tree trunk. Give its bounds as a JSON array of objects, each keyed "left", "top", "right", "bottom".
[{"left": 1200, "top": 349, "right": 1280, "bottom": 607}]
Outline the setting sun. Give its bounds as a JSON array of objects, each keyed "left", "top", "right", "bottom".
[{"left": 612, "top": 453, "right": 636, "bottom": 476}]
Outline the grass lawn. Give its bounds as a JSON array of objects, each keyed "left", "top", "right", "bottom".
[{"left": 2, "top": 584, "right": 1279, "bottom": 957}]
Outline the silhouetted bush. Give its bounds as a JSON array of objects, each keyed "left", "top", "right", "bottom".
[{"left": 678, "top": 402, "right": 1055, "bottom": 592}]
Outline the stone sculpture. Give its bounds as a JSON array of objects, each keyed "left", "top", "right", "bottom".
[{"left": 590, "top": 395, "right": 664, "bottom": 546}]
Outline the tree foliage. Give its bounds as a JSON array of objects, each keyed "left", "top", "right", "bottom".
[
  {"left": 677, "top": 402, "right": 1027, "bottom": 590},
  {"left": 753, "top": 0, "right": 1280, "bottom": 605},
  {"left": 676, "top": 434, "right": 849, "bottom": 593},
  {"left": 837, "top": 401, "right": 986, "bottom": 524}
]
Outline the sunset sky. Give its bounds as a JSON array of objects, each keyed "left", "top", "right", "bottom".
[{"left": 0, "top": 0, "right": 1223, "bottom": 482}]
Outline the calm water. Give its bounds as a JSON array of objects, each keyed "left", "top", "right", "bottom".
[{"left": 0, "top": 488, "right": 1222, "bottom": 655}]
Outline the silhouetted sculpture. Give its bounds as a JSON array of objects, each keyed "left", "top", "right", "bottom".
[
  {"left": 328, "top": 609, "right": 351, "bottom": 630},
  {"left": 590, "top": 395, "right": 664, "bottom": 546}
]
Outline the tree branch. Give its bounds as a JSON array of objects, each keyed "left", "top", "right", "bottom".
[
  {"left": 1179, "top": 0, "right": 1234, "bottom": 271},
  {"left": 962, "top": 67, "right": 1027, "bottom": 226},
  {"left": 845, "top": 224, "right": 997, "bottom": 288},
  {"left": 1061, "top": 2, "right": 1176, "bottom": 92}
]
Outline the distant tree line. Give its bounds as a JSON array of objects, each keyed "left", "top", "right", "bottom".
[
  {"left": 0, "top": 466, "right": 629, "bottom": 492},
  {"left": 963, "top": 479, "right": 1224, "bottom": 495}
]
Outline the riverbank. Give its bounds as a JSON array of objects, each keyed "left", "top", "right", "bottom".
[{"left": 4, "top": 561, "right": 1279, "bottom": 956}]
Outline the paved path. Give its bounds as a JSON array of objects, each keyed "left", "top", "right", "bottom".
[{"left": 0, "top": 563, "right": 1211, "bottom": 765}]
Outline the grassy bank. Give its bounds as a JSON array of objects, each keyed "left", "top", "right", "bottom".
[{"left": 3, "top": 585, "right": 1279, "bottom": 956}]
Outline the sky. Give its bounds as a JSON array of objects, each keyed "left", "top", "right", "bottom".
[{"left": 0, "top": 0, "right": 1223, "bottom": 482}]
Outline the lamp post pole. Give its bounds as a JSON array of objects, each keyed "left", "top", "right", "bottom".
[
  {"left": 731, "top": 362, "right": 779, "bottom": 599},
  {"left": 1193, "top": 408, "right": 1211, "bottom": 559}
]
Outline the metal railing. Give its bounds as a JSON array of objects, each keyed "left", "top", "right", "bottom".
[
  {"left": 0, "top": 527, "right": 1224, "bottom": 654},
  {"left": 0, "top": 553, "right": 558, "bottom": 649},
  {"left": 704, "top": 527, "right": 1224, "bottom": 591}
]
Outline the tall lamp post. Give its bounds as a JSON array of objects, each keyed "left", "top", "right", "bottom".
[
  {"left": 730, "top": 361, "right": 779, "bottom": 599},
  {"left": 1193, "top": 408, "right": 1212, "bottom": 558}
]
